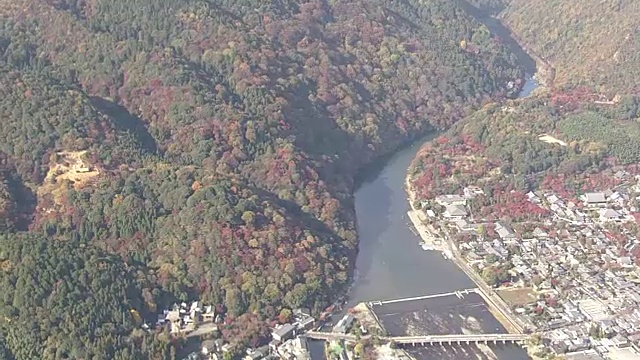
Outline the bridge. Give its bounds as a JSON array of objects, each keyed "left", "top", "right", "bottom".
[
  {"left": 304, "top": 332, "right": 529, "bottom": 347},
  {"left": 368, "top": 288, "right": 477, "bottom": 306},
  {"left": 393, "top": 333, "right": 528, "bottom": 346}
]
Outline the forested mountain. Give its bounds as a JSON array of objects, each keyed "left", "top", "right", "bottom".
[
  {"left": 0, "top": 234, "right": 174, "bottom": 360},
  {"left": 501, "top": 0, "right": 640, "bottom": 93},
  {"left": 0, "top": 0, "right": 523, "bottom": 356}
]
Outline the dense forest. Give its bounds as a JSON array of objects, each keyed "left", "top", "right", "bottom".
[
  {"left": 0, "top": 0, "right": 524, "bottom": 357},
  {"left": 500, "top": 0, "right": 640, "bottom": 94}
]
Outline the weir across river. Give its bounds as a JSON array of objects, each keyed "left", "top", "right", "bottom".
[{"left": 367, "top": 288, "right": 477, "bottom": 306}]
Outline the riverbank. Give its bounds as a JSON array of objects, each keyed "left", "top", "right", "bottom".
[{"left": 404, "top": 171, "right": 525, "bottom": 335}]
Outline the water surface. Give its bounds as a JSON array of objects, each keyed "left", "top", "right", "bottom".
[
  {"left": 348, "top": 137, "right": 473, "bottom": 306},
  {"left": 345, "top": 77, "right": 538, "bottom": 360}
]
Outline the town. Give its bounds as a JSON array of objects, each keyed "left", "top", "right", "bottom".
[
  {"left": 409, "top": 170, "right": 640, "bottom": 360},
  {"left": 145, "top": 298, "right": 378, "bottom": 360}
]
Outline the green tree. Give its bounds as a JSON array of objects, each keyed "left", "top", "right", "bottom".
[
  {"left": 481, "top": 267, "right": 499, "bottom": 287},
  {"left": 485, "top": 253, "right": 499, "bottom": 264},
  {"left": 278, "top": 308, "right": 293, "bottom": 324},
  {"left": 223, "top": 351, "right": 234, "bottom": 360}
]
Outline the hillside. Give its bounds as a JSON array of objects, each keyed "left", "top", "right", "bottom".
[
  {"left": 0, "top": 0, "right": 524, "bottom": 356},
  {"left": 500, "top": 0, "right": 640, "bottom": 93},
  {"left": 408, "top": 96, "right": 640, "bottom": 222}
]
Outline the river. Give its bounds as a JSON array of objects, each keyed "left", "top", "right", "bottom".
[
  {"left": 348, "top": 67, "right": 539, "bottom": 356},
  {"left": 344, "top": 75, "right": 536, "bottom": 358},
  {"left": 348, "top": 137, "right": 473, "bottom": 305},
  {"left": 312, "top": 3, "right": 540, "bottom": 359}
]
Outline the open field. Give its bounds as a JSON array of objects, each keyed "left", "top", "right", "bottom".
[{"left": 497, "top": 288, "right": 536, "bottom": 307}]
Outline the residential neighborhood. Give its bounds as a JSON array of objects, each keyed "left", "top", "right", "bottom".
[{"left": 413, "top": 173, "right": 640, "bottom": 359}]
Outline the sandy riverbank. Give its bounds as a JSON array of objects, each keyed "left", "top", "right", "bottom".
[
  {"left": 405, "top": 174, "right": 418, "bottom": 212},
  {"left": 405, "top": 174, "right": 445, "bottom": 251}
]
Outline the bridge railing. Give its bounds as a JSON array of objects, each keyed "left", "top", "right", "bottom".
[{"left": 304, "top": 331, "right": 530, "bottom": 345}]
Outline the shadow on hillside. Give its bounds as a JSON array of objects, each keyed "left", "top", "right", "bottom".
[
  {"left": 89, "top": 96, "right": 159, "bottom": 155},
  {"left": 0, "top": 165, "right": 36, "bottom": 231}
]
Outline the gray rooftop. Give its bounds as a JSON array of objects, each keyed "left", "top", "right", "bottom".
[
  {"left": 445, "top": 205, "right": 467, "bottom": 216},
  {"left": 273, "top": 323, "right": 296, "bottom": 338},
  {"left": 584, "top": 192, "right": 606, "bottom": 203}
]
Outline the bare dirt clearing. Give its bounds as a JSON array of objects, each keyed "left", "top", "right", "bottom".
[{"left": 38, "top": 150, "right": 100, "bottom": 206}]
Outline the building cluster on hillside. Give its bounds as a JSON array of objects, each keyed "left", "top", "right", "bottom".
[
  {"left": 420, "top": 175, "right": 640, "bottom": 359},
  {"left": 268, "top": 308, "right": 316, "bottom": 360},
  {"left": 177, "top": 307, "right": 319, "bottom": 360},
  {"left": 155, "top": 301, "right": 220, "bottom": 335}
]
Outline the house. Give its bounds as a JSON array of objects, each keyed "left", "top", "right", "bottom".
[
  {"left": 244, "top": 345, "right": 270, "bottom": 360},
  {"left": 202, "top": 340, "right": 217, "bottom": 356},
  {"left": 269, "top": 340, "right": 281, "bottom": 353},
  {"left": 600, "top": 208, "right": 622, "bottom": 222},
  {"left": 615, "top": 170, "right": 627, "bottom": 179},
  {"left": 166, "top": 310, "right": 181, "bottom": 323},
  {"left": 435, "top": 194, "right": 467, "bottom": 206},
  {"left": 443, "top": 205, "right": 468, "bottom": 219},
  {"left": 527, "top": 191, "right": 541, "bottom": 203},
  {"left": 546, "top": 194, "right": 560, "bottom": 204},
  {"left": 582, "top": 192, "right": 607, "bottom": 208},
  {"left": 495, "top": 222, "right": 517, "bottom": 240},
  {"left": 613, "top": 334, "right": 630, "bottom": 348},
  {"left": 333, "top": 314, "right": 355, "bottom": 334},
  {"left": 618, "top": 256, "right": 633, "bottom": 267},
  {"left": 296, "top": 317, "right": 315, "bottom": 331},
  {"left": 293, "top": 308, "right": 311, "bottom": 319},
  {"left": 342, "top": 314, "right": 355, "bottom": 330},
  {"left": 564, "top": 349, "right": 605, "bottom": 360},
  {"left": 203, "top": 306, "right": 216, "bottom": 321},
  {"left": 190, "top": 301, "right": 201, "bottom": 313},
  {"left": 272, "top": 323, "right": 296, "bottom": 342},
  {"left": 454, "top": 219, "right": 481, "bottom": 234},
  {"left": 533, "top": 227, "right": 549, "bottom": 238},
  {"left": 464, "top": 186, "right": 484, "bottom": 198}
]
